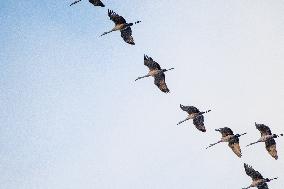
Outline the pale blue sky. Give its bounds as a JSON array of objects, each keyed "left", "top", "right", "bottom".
[{"left": 1, "top": 1, "right": 284, "bottom": 189}]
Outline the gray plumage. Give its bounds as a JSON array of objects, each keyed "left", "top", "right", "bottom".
[
  {"left": 135, "top": 55, "right": 173, "bottom": 93},
  {"left": 177, "top": 105, "right": 211, "bottom": 132},
  {"left": 100, "top": 9, "right": 141, "bottom": 45},
  {"left": 243, "top": 163, "right": 277, "bottom": 189}
]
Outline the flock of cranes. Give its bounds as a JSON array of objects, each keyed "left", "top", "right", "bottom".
[{"left": 69, "top": 1, "right": 282, "bottom": 188}]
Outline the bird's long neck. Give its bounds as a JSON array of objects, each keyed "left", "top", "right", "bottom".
[
  {"left": 162, "top": 68, "right": 174, "bottom": 73},
  {"left": 70, "top": 0, "right": 82, "bottom": 6},
  {"left": 275, "top": 133, "right": 283, "bottom": 138},
  {"left": 125, "top": 21, "right": 141, "bottom": 27},
  {"left": 199, "top": 110, "right": 211, "bottom": 115},
  {"left": 267, "top": 177, "right": 278, "bottom": 182},
  {"left": 237, "top": 133, "right": 247, "bottom": 137}
]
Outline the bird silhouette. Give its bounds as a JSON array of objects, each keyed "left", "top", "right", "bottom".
[
  {"left": 206, "top": 127, "right": 246, "bottom": 157},
  {"left": 242, "top": 163, "right": 278, "bottom": 189},
  {"left": 246, "top": 122, "right": 283, "bottom": 160},
  {"left": 177, "top": 105, "right": 211, "bottom": 132},
  {"left": 135, "top": 55, "right": 174, "bottom": 93},
  {"left": 100, "top": 9, "right": 141, "bottom": 45}
]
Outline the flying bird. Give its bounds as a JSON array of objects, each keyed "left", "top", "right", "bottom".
[
  {"left": 100, "top": 9, "right": 141, "bottom": 45},
  {"left": 135, "top": 55, "right": 174, "bottom": 93},
  {"left": 177, "top": 105, "right": 211, "bottom": 132},
  {"left": 242, "top": 163, "right": 277, "bottom": 189},
  {"left": 206, "top": 127, "right": 247, "bottom": 157},
  {"left": 246, "top": 122, "right": 283, "bottom": 160},
  {"left": 70, "top": 0, "right": 105, "bottom": 7}
]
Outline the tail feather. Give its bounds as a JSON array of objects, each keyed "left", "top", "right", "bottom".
[{"left": 70, "top": 0, "right": 82, "bottom": 6}]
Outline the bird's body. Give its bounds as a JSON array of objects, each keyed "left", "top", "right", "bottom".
[
  {"left": 177, "top": 105, "right": 211, "bottom": 132},
  {"left": 70, "top": 0, "right": 105, "bottom": 7},
  {"left": 242, "top": 163, "right": 277, "bottom": 189},
  {"left": 100, "top": 9, "right": 141, "bottom": 45},
  {"left": 206, "top": 127, "right": 246, "bottom": 157},
  {"left": 135, "top": 55, "right": 174, "bottom": 93},
  {"left": 246, "top": 123, "right": 283, "bottom": 160}
]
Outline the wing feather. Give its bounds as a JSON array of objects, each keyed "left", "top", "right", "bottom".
[
  {"left": 121, "top": 27, "right": 135, "bottom": 45},
  {"left": 265, "top": 139, "right": 278, "bottom": 160},
  {"left": 244, "top": 164, "right": 264, "bottom": 181},
  {"left": 108, "top": 9, "right": 126, "bottom": 25},
  {"left": 218, "top": 127, "right": 234, "bottom": 137},
  {"left": 193, "top": 115, "right": 206, "bottom": 132},
  {"left": 228, "top": 136, "right": 241, "bottom": 157},
  {"left": 154, "top": 72, "right": 169, "bottom": 93},
  {"left": 255, "top": 123, "right": 272, "bottom": 137},
  {"left": 257, "top": 183, "right": 269, "bottom": 189},
  {"left": 144, "top": 55, "right": 161, "bottom": 71},
  {"left": 89, "top": 0, "right": 105, "bottom": 7},
  {"left": 180, "top": 105, "right": 200, "bottom": 114}
]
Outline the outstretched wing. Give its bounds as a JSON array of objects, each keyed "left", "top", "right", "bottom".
[
  {"left": 244, "top": 163, "right": 264, "bottom": 181},
  {"left": 193, "top": 115, "right": 206, "bottom": 132},
  {"left": 228, "top": 136, "right": 241, "bottom": 157},
  {"left": 154, "top": 72, "right": 169, "bottom": 93},
  {"left": 218, "top": 127, "right": 234, "bottom": 137},
  {"left": 255, "top": 123, "right": 272, "bottom": 137},
  {"left": 265, "top": 139, "right": 278, "bottom": 160},
  {"left": 144, "top": 55, "right": 161, "bottom": 71},
  {"left": 108, "top": 9, "right": 126, "bottom": 25},
  {"left": 180, "top": 105, "right": 200, "bottom": 114},
  {"left": 257, "top": 183, "right": 269, "bottom": 189},
  {"left": 121, "top": 27, "right": 135, "bottom": 45},
  {"left": 89, "top": 0, "right": 105, "bottom": 7}
]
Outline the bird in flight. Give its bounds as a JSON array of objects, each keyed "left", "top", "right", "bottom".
[
  {"left": 206, "top": 127, "right": 246, "bottom": 157},
  {"left": 242, "top": 163, "right": 278, "bottom": 189},
  {"left": 100, "top": 9, "right": 141, "bottom": 45},
  {"left": 246, "top": 122, "right": 283, "bottom": 160},
  {"left": 177, "top": 105, "right": 211, "bottom": 132},
  {"left": 70, "top": 0, "right": 105, "bottom": 7},
  {"left": 135, "top": 55, "right": 174, "bottom": 93}
]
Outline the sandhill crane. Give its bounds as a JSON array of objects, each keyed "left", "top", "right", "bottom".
[
  {"left": 246, "top": 122, "right": 283, "bottom": 160},
  {"left": 135, "top": 55, "right": 174, "bottom": 93},
  {"left": 70, "top": 0, "right": 105, "bottom": 7},
  {"left": 100, "top": 9, "right": 141, "bottom": 45},
  {"left": 206, "top": 127, "right": 246, "bottom": 157},
  {"left": 177, "top": 105, "right": 211, "bottom": 132},
  {"left": 242, "top": 163, "right": 278, "bottom": 189}
]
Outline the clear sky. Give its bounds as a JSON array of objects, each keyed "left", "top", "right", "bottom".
[{"left": 1, "top": 0, "right": 284, "bottom": 189}]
